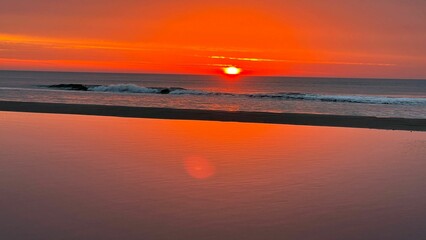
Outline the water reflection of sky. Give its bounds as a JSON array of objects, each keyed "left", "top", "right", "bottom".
[{"left": 1, "top": 112, "right": 426, "bottom": 239}]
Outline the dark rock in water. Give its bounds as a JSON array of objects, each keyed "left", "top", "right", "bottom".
[
  {"left": 48, "top": 84, "right": 89, "bottom": 91},
  {"left": 160, "top": 88, "right": 171, "bottom": 94},
  {"left": 150, "top": 87, "right": 185, "bottom": 94}
]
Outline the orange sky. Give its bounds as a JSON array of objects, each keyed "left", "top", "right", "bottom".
[{"left": 0, "top": 0, "right": 425, "bottom": 78}]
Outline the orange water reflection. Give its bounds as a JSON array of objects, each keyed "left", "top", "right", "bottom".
[
  {"left": 184, "top": 156, "right": 216, "bottom": 179},
  {"left": 2, "top": 111, "right": 426, "bottom": 239}
]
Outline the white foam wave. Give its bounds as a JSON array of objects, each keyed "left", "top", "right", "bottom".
[
  {"left": 250, "top": 93, "right": 426, "bottom": 105},
  {"left": 89, "top": 84, "right": 160, "bottom": 93},
  {"left": 88, "top": 84, "right": 220, "bottom": 96},
  {"left": 76, "top": 84, "right": 426, "bottom": 105},
  {"left": 169, "top": 89, "right": 209, "bottom": 95}
]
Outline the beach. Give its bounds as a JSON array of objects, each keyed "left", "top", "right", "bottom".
[
  {"left": 1, "top": 101, "right": 425, "bottom": 131},
  {"left": 2, "top": 0, "right": 426, "bottom": 239},
  {"left": 1, "top": 111, "right": 425, "bottom": 239}
]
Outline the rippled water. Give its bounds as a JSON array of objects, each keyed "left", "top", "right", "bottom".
[
  {"left": 1, "top": 112, "right": 426, "bottom": 239},
  {"left": 1, "top": 70, "right": 425, "bottom": 118}
]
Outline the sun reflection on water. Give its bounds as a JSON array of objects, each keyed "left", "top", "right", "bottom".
[{"left": 184, "top": 156, "right": 216, "bottom": 179}]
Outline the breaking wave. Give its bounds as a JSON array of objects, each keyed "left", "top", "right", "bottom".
[
  {"left": 90, "top": 84, "right": 164, "bottom": 94},
  {"left": 248, "top": 93, "right": 426, "bottom": 105},
  {"left": 88, "top": 84, "right": 230, "bottom": 96},
  {"left": 47, "top": 84, "right": 426, "bottom": 106}
]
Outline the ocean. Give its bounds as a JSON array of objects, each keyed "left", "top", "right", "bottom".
[
  {"left": 1, "top": 70, "right": 425, "bottom": 118},
  {"left": 1, "top": 71, "right": 426, "bottom": 239}
]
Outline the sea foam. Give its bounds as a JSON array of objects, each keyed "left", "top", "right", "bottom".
[
  {"left": 49, "top": 83, "right": 426, "bottom": 106},
  {"left": 89, "top": 84, "right": 160, "bottom": 93}
]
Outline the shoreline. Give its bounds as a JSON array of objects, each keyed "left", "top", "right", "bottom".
[{"left": 0, "top": 100, "right": 425, "bottom": 131}]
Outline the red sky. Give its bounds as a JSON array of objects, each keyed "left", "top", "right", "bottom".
[{"left": 0, "top": 0, "right": 425, "bottom": 78}]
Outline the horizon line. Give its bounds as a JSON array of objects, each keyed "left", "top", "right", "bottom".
[{"left": 1, "top": 69, "right": 425, "bottom": 81}]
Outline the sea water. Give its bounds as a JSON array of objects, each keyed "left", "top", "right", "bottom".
[{"left": 1, "top": 70, "right": 425, "bottom": 118}]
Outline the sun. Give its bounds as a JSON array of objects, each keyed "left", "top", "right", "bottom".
[{"left": 223, "top": 66, "right": 242, "bottom": 75}]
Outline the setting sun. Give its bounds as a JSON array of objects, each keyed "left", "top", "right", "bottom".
[{"left": 223, "top": 66, "right": 242, "bottom": 75}]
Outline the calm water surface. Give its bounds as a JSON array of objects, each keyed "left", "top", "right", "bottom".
[{"left": 1, "top": 112, "right": 426, "bottom": 239}]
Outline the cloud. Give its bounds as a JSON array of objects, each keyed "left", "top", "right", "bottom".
[{"left": 209, "top": 55, "right": 395, "bottom": 67}]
